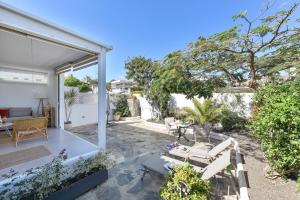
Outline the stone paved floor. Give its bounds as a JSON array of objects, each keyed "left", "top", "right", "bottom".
[
  {"left": 68, "top": 121, "right": 233, "bottom": 200},
  {"left": 69, "top": 121, "right": 177, "bottom": 200}
]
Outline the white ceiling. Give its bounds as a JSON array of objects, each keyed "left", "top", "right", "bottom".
[{"left": 0, "top": 29, "right": 91, "bottom": 70}]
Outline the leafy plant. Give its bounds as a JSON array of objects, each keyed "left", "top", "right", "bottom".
[
  {"left": 79, "top": 83, "right": 92, "bottom": 93},
  {"left": 183, "top": 99, "right": 222, "bottom": 126},
  {"left": 250, "top": 80, "right": 300, "bottom": 176},
  {"left": 64, "top": 75, "right": 82, "bottom": 87},
  {"left": 160, "top": 164, "right": 210, "bottom": 200},
  {"left": 113, "top": 94, "right": 131, "bottom": 117},
  {"left": 64, "top": 75, "right": 93, "bottom": 92},
  {"left": 220, "top": 109, "right": 247, "bottom": 131},
  {"left": 64, "top": 88, "right": 78, "bottom": 123},
  {"left": 125, "top": 56, "right": 225, "bottom": 119},
  {"left": 0, "top": 150, "right": 115, "bottom": 200}
]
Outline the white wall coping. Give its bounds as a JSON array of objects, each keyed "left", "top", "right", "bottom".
[{"left": 210, "top": 132, "right": 250, "bottom": 200}]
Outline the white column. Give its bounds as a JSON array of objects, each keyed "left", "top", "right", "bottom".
[
  {"left": 97, "top": 51, "right": 106, "bottom": 150},
  {"left": 58, "top": 73, "right": 65, "bottom": 129}
]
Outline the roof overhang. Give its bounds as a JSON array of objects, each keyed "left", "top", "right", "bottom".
[{"left": 0, "top": 1, "right": 112, "bottom": 72}]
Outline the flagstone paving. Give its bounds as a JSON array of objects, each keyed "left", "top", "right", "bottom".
[
  {"left": 68, "top": 121, "right": 300, "bottom": 200},
  {"left": 70, "top": 122, "right": 176, "bottom": 200},
  {"left": 69, "top": 121, "right": 234, "bottom": 200}
]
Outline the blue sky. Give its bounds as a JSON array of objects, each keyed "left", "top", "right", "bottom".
[{"left": 2, "top": 0, "right": 297, "bottom": 81}]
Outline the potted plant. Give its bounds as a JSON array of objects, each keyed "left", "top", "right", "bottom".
[
  {"left": 183, "top": 98, "right": 222, "bottom": 141},
  {"left": 113, "top": 94, "right": 131, "bottom": 121},
  {"left": 0, "top": 150, "right": 115, "bottom": 200},
  {"left": 64, "top": 88, "right": 77, "bottom": 129},
  {"left": 113, "top": 111, "right": 121, "bottom": 121}
]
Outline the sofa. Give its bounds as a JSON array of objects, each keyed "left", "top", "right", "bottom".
[{"left": 0, "top": 107, "right": 33, "bottom": 129}]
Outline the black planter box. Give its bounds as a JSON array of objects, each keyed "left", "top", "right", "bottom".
[{"left": 45, "top": 169, "right": 108, "bottom": 200}]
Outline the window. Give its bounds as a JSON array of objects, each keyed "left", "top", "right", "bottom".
[{"left": 0, "top": 67, "right": 48, "bottom": 84}]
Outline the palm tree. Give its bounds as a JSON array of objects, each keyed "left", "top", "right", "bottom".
[
  {"left": 183, "top": 98, "right": 222, "bottom": 142},
  {"left": 64, "top": 88, "right": 78, "bottom": 123}
]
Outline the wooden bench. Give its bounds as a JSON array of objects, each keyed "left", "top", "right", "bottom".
[{"left": 12, "top": 117, "right": 48, "bottom": 147}]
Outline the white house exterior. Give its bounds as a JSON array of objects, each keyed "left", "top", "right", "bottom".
[
  {"left": 0, "top": 1, "right": 111, "bottom": 151},
  {"left": 111, "top": 79, "right": 133, "bottom": 94}
]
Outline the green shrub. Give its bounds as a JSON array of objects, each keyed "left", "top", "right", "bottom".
[
  {"left": 220, "top": 109, "right": 247, "bottom": 131},
  {"left": 113, "top": 94, "right": 131, "bottom": 117},
  {"left": 79, "top": 83, "right": 92, "bottom": 92},
  {"left": 250, "top": 80, "right": 300, "bottom": 175},
  {"left": 160, "top": 164, "right": 210, "bottom": 200}
]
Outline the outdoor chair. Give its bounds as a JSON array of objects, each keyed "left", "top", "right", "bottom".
[
  {"left": 141, "top": 150, "right": 232, "bottom": 180},
  {"left": 168, "top": 138, "right": 233, "bottom": 164},
  {"left": 13, "top": 117, "right": 48, "bottom": 147},
  {"left": 164, "top": 117, "right": 178, "bottom": 134}
]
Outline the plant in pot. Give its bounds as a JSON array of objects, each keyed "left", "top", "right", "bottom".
[
  {"left": 113, "top": 111, "right": 122, "bottom": 121},
  {"left": 160, "top": 163, "right": 210, "bottom": 200},
  {"left": 113, "top": 94, "right": 131, "bottom": 121},
  {"left": 183, "top": 98, "right": 222, "bottom": 142},
  {"left": 64, "top": 88, "right": 77, "bottom": 129},
  {"left": 0, "top": 150, "right": 115, "bottom": 199}
]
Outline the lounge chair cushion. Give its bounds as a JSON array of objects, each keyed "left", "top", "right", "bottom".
[
  {"left": 142, "top": 150, "right": 232, "bottom": 180},
  {"left": 169, "top": 138, "right": 233, "bottom": 163}
]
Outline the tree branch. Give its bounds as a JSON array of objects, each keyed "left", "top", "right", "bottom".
[{"left": 255, "top": 3, "right": 298, "bottom": 53}]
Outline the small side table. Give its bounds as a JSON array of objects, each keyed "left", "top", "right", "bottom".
[{"left": 0, "top": 122, "right": 13, "bottom": 137}]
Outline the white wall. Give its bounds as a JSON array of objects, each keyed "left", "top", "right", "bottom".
[
  {"left": 0, "top": 70, "right": 57, "bottom": 119},
  {"left": 138, "top": 93, "right": 254, "bottom": 120},
  {"left": 66, "top": 92, "right": 119, "bottom": 127},
  {"left": 68, "top": 104, "right": 98, "bottom": 126}
]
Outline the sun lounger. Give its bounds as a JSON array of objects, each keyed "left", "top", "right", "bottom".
[
  {"left": 141, "top": 150, "right": 231, "bottom": 180},
  {"left": 168, "top": 138, "right": 233, "bottom": 164}
]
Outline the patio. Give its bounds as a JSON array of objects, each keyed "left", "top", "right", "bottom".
[
  {"left": 67, "top": 121, "right": 236, "bottom": 200},
  {"left": 66, "top": 121, "right": 300, "bottom": 200},
  {"left": 0, "top": 128, "right": 98, "bottom": 180}
]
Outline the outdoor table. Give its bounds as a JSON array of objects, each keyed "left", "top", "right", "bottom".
[{"left": 174, "top": 121, "right": 193, "bottom": 142}]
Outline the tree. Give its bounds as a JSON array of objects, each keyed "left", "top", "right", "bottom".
[
  {"left": 64, "top": 88, "right": 78, "bottom": 123},
  {"left": 83, "top": 76, "right": 98, "bottom": 93},
  {"left": 125, "top": 55, "right": 225, "bottom": 119},
  {"left": 64, "top": 75, "right": 82, "bottom": 87},
  {"left": 125, "top": 56, "right": 165, "bottom": 118},
  {"left": 64, "top": 75, "right": 92, "bottom": 92},
  {"left": 125, "top": 56, "right": 159, "bottom": 91},
  {"left": 79, "top": 83, "right": 92, "bottom": 93},
  {"left": 180, "top": 3, "right": 299, "bottom": 88},
  {"left": 261, "top": 30, "right": 300, "bottom": 77},
  {"left": 218, "top": 3, "right": 298, "bottom": 88}
]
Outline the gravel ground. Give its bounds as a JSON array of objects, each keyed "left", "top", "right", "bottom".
[{"left": 228, "top": 131, "right": 300, "bottom": 200}]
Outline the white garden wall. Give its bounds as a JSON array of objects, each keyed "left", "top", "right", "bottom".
[
  {"left": 137, "top": 93, "right": 254, "bottom": 120},
  {"left": 65, "top": 91, "right": 115, "bottom": 127},
  {"left": 68, "top": 104, "right": 98, "bottom": 126}
]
